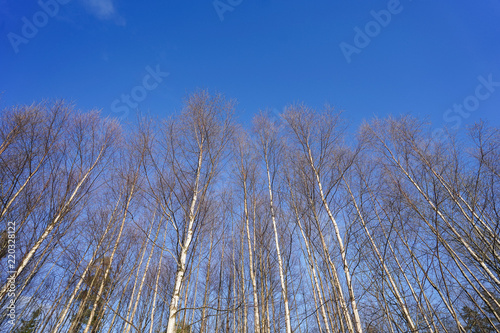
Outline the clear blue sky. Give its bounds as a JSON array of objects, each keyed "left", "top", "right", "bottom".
[{"left": 1, "top": 0, "right": 499, "bottom": 133}]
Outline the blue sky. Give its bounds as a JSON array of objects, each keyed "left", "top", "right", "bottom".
[{"left": 1, "top": 0, "right": 499, "bottom": 133}]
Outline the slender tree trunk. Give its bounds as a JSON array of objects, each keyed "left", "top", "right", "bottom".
[
  {"left": 263, "top": 145, "right": 293, "bottom": 333},
  {"left": 165, "top": 145, "right": 203, "bottom": 333},
  {"left": 149, "top": 217, "right": 169, "bottom": 333}
]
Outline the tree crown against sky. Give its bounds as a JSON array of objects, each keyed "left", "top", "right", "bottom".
[
  {"left": 1, "top": 1, "right": 499, "bottom": 331},
  {"left": 1, "top": 95, "right": 499, "bottom": 333}
]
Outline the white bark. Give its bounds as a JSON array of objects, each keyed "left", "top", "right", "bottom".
[
  {"left": 165, "top": 147, "right": 203, "bottom": 333},
  {"left": 263, "top": 148, "right": 293, "bottom": 333}
]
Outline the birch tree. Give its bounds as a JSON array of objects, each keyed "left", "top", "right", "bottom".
[{"left": 160, "top": 90, "right": 234, "bottom": 333}]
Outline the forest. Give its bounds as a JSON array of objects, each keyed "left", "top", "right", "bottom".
[{"left": 1, "top": 90, "right": 499, "bottom": 333}]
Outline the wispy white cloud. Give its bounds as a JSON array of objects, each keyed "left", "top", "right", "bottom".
[
  {"left": 85, "top": 0, "right": 115, "bottom": 18},
  {"left": 82, "top": 0, "right": 125, "bottom": 24}
]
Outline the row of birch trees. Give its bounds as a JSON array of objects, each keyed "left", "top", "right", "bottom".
[{"left": 1, "top": 91, "right": 499, "bottom": 332}]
